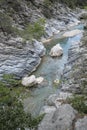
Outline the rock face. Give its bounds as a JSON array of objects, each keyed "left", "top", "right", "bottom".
[
  {"left": 63, "top": 29, "right": 82, "bottom": 37},
  {"left": 61, "top": 29, "right": 87, "bottom": 94},
  {"left": 38, "top": 104, "right": 77, "bottom": 130},
  {"left": 49, "top": 44, "right": 63, "bottom": 57},
  {"left": 32, "top": 39, "right": 46, "bottom": 57},
  {"left": 75, "top": 116, "right": 87, "bottom": 130},
  {"left": 0, "top": 35, "right": 46, "bottom": 78}
]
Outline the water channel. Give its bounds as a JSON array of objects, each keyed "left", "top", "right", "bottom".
[{"left": 24, "top": 24, "right": 83, "bottom": 116}]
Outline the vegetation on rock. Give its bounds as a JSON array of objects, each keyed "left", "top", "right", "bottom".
[
  {"left": 0, "top": 77, "right": 44, "bottom": 130},
  {"left": 68, "top": 95, "right": 87, "bottom": 114},
  {"left": 20, "top": 18, "right": 46, "bottom": 40}
]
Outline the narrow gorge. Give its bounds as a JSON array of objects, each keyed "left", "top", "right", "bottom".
[{"left": 0, "top": 0, "right": 87, "bottom": 130}]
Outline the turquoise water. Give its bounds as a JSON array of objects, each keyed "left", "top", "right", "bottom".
[{"left": 23, "top": 24, "right": 83, "bottom": 116}]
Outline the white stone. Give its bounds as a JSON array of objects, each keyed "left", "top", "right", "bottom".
[
  {"left": 36, "top": 77, "right": 44, "bottom": 84},
  {"left": 22, "top": 75, "right": 36, "bottom": 87},
  {"left": 53, "top": 79, "right": 60, "bottom": 84},
  {"left": 49, "top": 44, "right": 63, "bottom": 57},
  {"left": 63, "top": 29, "right": 82, "bottom": 38}
]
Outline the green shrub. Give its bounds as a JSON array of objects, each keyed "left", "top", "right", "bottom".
[
  {"left": 0, "top": 102, "right": 44, "bottom": 130},
  {"left": 20, "top": 18, "right": 46, "bottom": 40},
  {"left": 43, "top": 0, "right": 52, "bottom": 7},
  {"left": 68, "top": 95, "right": 87, "bottom": 114},
  {"left": 84, "top": 6, "right": 87, "bottom": 10},
  {"left": 0, "top": 80, "right": 44, "bottom": 130},
  {"left": 0, "top": 12, "right": 13, "bottom": 34},
  {"left": 2, "top": 74, "right": 21, "bottom": 87}
]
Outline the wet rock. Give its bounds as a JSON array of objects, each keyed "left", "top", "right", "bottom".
[
  {"left": 75, "top": 116, "right": 87, "bottom": 130},
  {"left": 22, "top": 75, "right": 44, "bottom": 87},
  {"left": 49, "top": 44, "right": 63, "bottom": 57},
  {"left": 63, "top": 29, "right": 82, "bottom": 38},
  {"left": 36, "top": 77, "right": 44, "bottom": 84},
  {"left": 38, "top": 104, "right": 77, "bottom": 130},
  {"left": 21, "top": 75, "right": 37, "bottom": 87}
]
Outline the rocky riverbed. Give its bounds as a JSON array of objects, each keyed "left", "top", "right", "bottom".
[
  {"left": 38, "top": 13, "right": 87, "bottom": 130},
  {"left": 0, "top": 0, "right": 82, "bottom": 79},
  {"left": 0, "top": 0, "right": 87, "bottom": 130}
]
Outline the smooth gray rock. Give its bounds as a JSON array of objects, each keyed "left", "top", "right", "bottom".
[
  {"left": 75, "top": 116, "right": 87, "bottom": 130},
  {"left": 40, "top": 105, "right": 56, "bottom": 114},
  {"left": 32, "top": 39, "right": 46, "bottom": 57},
  {"left": 38, "top": 104, "right": 77, "bottom": 130}
]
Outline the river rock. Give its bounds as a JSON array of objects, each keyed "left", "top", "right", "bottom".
[
  {"left": 63, "top": 29, "right": 82, "bottom": 37},
  {"left": 53, "top": 79, "right": 60, "bottom": 85},
  {"left": 22, "top": 75, "right": 44, "bottom": 87},
  {"left": 47, "top": 92, "right": 72, "bottom": 108},
  {"left": 75, "top": 116, "right": 87, "bottom": 130},
  {"left": 49, "top": 44, "right": 63, "bottom": 57},
  {"left": 38, "top": 104, "right": 77, "bottom": 130},
  {"left": 21, "top": 75, "right": 37, "bottom": 87},
  {"left": 32, "top": 39, "right": 46, "bottom": 57},
  {"left": 36, "top": 77, "right": 44, "bottom": 84}
]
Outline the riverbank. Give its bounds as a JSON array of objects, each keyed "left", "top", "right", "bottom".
[{"left": 38, "top": 12, "right": 87, "bottom": 130}]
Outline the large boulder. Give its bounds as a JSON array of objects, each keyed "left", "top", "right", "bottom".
[
  {"left": 63, "top": 29, "right": 82, "bottom": 38},
  {"left": 21, "top": 75, "right": 37, "bottom": 87},
  {"left": 38, "top": 104, "right": 77, "bottom": 130},
  {"left": 49, "top": 44, "right": 63, "bottom": 57},
  {"left": 75, "top": 116, "right": 87, "bottom": 130},
  {"left": 21, "top": 75, "right": 44, "bottom": 87}
]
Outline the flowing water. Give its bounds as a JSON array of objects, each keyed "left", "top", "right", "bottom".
[{"left": 23, "top": 24, "right": 83, "bottom": 116}]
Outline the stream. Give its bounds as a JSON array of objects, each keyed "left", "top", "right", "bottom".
[{"left": 23, "top": 24, "right": 83, "bottom": 116}]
